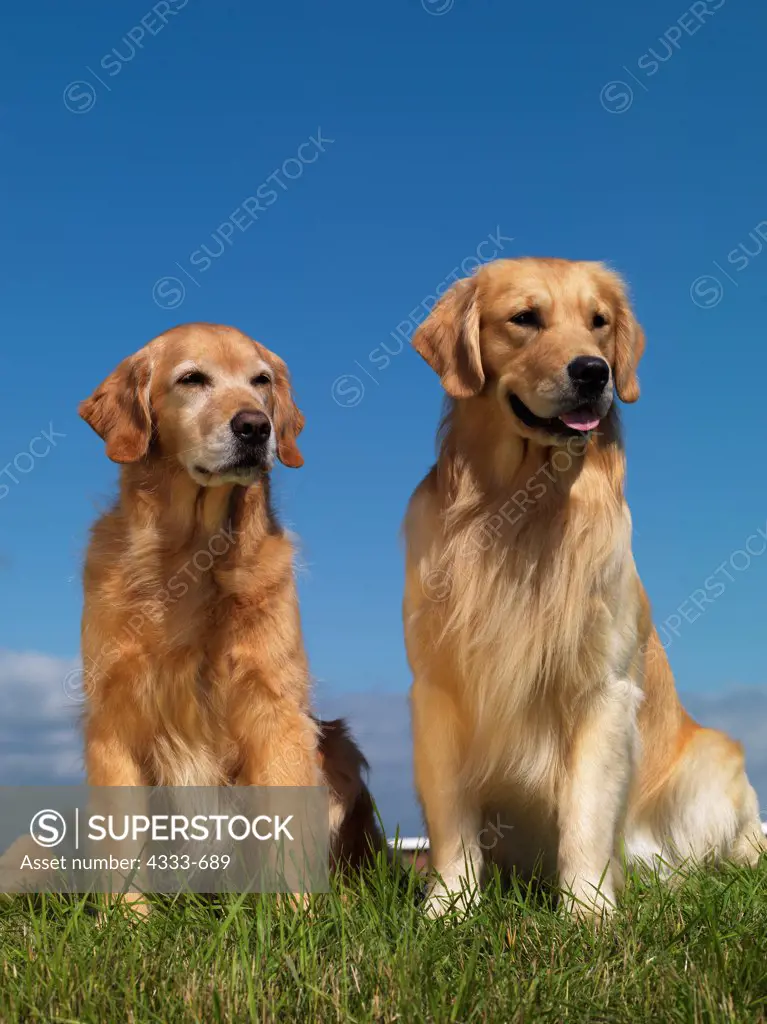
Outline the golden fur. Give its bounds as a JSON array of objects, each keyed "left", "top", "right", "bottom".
[
  {"left": 79, "top": 323, "right": 380, "bottom": 873},
  {"left": 404, "top": 259, "right": 765, "bottom": 919}
]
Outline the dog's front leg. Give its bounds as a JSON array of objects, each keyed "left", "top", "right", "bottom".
[
  {"left": 557, "top": 677, "right": 639, "bottom": 922},
  {"left": 412, "top": 680, "right": 482, "bottom": 918},
  {"left": 236, "top": 697, "right": 321, "bottom": 787},
  {"left": 86, "top": 722, "right": 145, "bottom": 787},
  {"left": 85, "top": 723, "right": 150, "bottom": 917},
  {"left": 235, "top": 697, "right": 321, "bottom": 904}
]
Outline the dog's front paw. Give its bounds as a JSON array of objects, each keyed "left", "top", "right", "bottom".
[
  {"left": 561, "top": 878, "right": 616, "bottom": 925},
  {"left": 423, "top": 878, "right": 480, "bottom": 920},
  {"left": 96, "top": 892, "right": 152, "bottom": 927}
]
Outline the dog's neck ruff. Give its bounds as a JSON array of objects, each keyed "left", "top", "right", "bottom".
[
  {"left": 119, "top": 459, "right": 277, "bottom": 556},
  {"left": 417, "top": 400, "right": 630, "bottom": 705},
  {"left": 436, "top": 399, "right": 625, "bottom": 522}
]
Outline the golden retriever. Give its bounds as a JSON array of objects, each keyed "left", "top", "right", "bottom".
[
  {"left": 404, "top": 258, "right": 765, "bottom": 919},
  {"left": 78, "top": 323, "right": 381, "bottom": 885}
]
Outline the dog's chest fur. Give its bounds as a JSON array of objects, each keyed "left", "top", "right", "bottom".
[
  {"left": 407, "top": 444, "right": 638, "bottom": 799},
  {"left": 135, "top": 529, "right": 239, "bottom": 785},
  {"left": 86, "top": 515, "right": 252, "bottom": 786}
]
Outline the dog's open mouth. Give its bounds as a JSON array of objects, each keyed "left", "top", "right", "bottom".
[{"left": 508, "top": 394, "right": 602, "bottom": 436}]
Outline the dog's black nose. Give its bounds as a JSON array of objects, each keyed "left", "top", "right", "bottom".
[
  {"left": 567, "top": 356, "right": 610, "bottom": 395},
  {"left": 231, "top": 409, "right": 271, "bottom": 444}
]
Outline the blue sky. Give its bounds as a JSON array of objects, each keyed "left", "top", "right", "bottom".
[{"left": 1, "top": 0, "right": 766, "bottom": 830}]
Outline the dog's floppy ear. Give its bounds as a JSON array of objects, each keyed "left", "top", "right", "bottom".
[
  {"left": 271, "top": 354, "right": 305, "bottom": 469},
  {"left": 412, "top": 277, "right": 483, "bottom": 398},
  {"left": 610, "top": 278, "right": 645, "bottom": 404},
  {"left": 79, "top": 351, "right": 153, "bottom": 463}
]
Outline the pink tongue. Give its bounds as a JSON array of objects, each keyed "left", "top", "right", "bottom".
[{"left": 559, "top": 411, "right": 601, "bottom": 431}]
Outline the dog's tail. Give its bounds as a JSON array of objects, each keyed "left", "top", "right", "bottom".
[{"left": 316, "top": 718, "right": 386, "bottom": 869}]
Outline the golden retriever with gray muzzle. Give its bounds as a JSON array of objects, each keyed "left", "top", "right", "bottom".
[
  {"left": 404, "top": 258, "right": 765, "bottom": 920},
  {"left": 78, "top": 324, "right": 381, "bottom": 898}
]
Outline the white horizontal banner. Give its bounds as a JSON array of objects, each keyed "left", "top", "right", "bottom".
[{"left": 0, "top": 786, "right": 329, "bottom": 893}]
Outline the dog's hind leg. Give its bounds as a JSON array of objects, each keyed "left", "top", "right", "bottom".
[{"left": 627, "top": 727, "right": 766, "bottom": 870}]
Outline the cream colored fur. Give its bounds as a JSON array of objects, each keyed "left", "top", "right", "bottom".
[{"left": 404, "top": 258, "right": 765, "bottom": 921}]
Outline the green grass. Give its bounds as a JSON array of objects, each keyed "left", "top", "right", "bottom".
[{"left": 1, "top": 856, "right": 766, "bottom": 1023}]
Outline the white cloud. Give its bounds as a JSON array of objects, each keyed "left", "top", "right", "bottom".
[
  {"left": 0, "top": 649, "right": 83, "bottom": 783},
  {"left": 1, "top": 649, "right": 764, "bottom": 838}
]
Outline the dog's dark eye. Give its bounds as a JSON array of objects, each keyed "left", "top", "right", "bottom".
[
  {"left": 592, "top": 313, "right": 609, "bottom": 329},
  {"left": 509, "top": 309, "right": 540, "bottom": 328},
  {"left": 177, "top": 370, "right": 210, "bottom": 386},
  {"left": 251, "top": 373, "right": 271, "bottom": 387}
]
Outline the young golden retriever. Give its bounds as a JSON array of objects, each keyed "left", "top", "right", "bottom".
[
  {"left": 79, "top": 323, "right": 380, "bottom": 878},
  {"left": 404, "top": 258, "right": 765, "bottom": 919}
]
